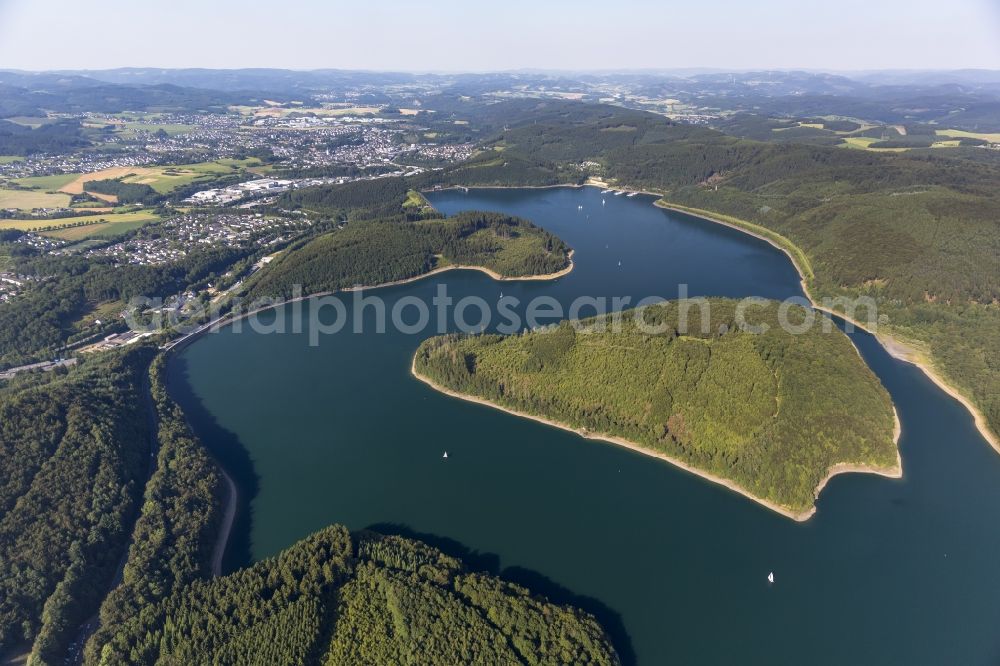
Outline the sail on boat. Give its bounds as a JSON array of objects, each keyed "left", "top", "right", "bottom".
[
  {"left": 767, "top": 571, "right": 774, "bottom": 583},
  {"left": 443, "top": 451, "right": 449, "bottom": 459}
]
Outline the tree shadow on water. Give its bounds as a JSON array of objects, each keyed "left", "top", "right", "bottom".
[
  {"left": 166, "top": 354, "right": 259, "bottom": 573},
  {"left": 366, "top": 522, "right": 637, "bottom": 666}
]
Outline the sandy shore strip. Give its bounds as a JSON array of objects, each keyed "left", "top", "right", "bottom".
[
  {"left": 211, "top": 468, "right": 238, "bottom": 577},
  {"left": 412, "top": 358, "right": 902, "bottom": 522},
  {"left": 653, "top": 200, "right": 998, "bottom": 453}
]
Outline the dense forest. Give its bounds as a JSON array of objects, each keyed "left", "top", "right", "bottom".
[
  {"left": 248, "top": 210, "right": 571, "bottom": 301},
  {"left": 0, "top": 347, "right": 154, "bottom": 662},
  {"left": 82, "top": 178, "right": 162, "bottom": 206},
  {"left": 0, "top": 346, "right": 618, "bottom": 665},
  {"left": 0, "top": 119, "right": 88, "bottom": 155},
  {"left": 468, "top": 102, "right": 1000, "bottom": 439},
  {"left": 88, "top": 525, "right": 618, "bottom": 665},
  {"left": 414, "top": 300, "right": 898, "bottom": 513},
  {"left": 279, "top": 177, "right": 415, "bottom": 220},
  {"left": 83, "top": 355, "right": 225, "bottom": 665}
]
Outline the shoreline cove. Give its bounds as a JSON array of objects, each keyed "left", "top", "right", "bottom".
[
  {"left": 411, "top": 356, "right": 902, "bottom": 522},
  {"left": 163, "top": 251, "right": 575, "bottom": 353},
  {"left": 164, "top": 250, "right": 576, "bottom": 569}
]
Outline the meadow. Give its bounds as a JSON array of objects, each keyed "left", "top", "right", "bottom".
[
  {"left": 0, "top": 188, "right": 71, "bottom": 210},
  {"left": 0, "top": 210, "right": 160, "bottom": 237},
  {"left": 11, "top": 159, "right": 261, "bottom": 198}
]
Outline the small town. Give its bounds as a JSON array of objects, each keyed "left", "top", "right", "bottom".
[{"left": 81, "top": 213, "right": 312, "bottom": 266}]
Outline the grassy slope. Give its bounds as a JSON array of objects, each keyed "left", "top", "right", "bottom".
[{"left": 414, "top": 300, "right": 898, "bottom": 515}]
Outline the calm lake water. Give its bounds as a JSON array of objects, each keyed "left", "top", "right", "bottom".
[{"left": 170, "top": 187, "right": 1000, "bottom": 665}]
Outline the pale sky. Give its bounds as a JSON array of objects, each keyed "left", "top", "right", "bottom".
[{"left": 1, "top": 0, "right": 998, "bottom": 72}]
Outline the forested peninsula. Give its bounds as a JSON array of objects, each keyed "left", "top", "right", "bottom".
[
  {"left": 248, "top": 210, "right": 572, "bottom": 302},
  {"left": 0, "top": 348, "right": 618, "bottom": 665},
  {"left": 244, "top": 178, "right": 572, "bottom": 304},
  {"left": 413, "top": 300, "right": 900, "bottom": 518},
  {"left": 90, "top": 525, "right": 619, "bottom": 665},
  {"left": 410, "top": 102, "right": 998, "bottom": 448}
]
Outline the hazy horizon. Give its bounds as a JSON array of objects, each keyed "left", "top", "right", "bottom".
[
  {"left": 1, "top": 0, "right": 998, "bottom": 72},
  {"left": 4, "top": 65, "right": 1000, "bottom": 76}
]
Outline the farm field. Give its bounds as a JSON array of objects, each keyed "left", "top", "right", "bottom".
[
  {"left": 12, "top": 173, "right": 79, "bottom": 190},
  {"left": 231, "top": 104, "right": 380, "bottom": 117},
  {"left": 840, "top": 136, "right": 909, "bottom": 151},
  {"left": 0, "top": 189, "right": 72, "bottom": 210},
  {"left": 41, "top": 216, "right": 154, "bottom": 241},
  {"left": 935, "top": 128, "right": 1000, "bottom": 142},
  {"left": 11, "top": 159, "right": 261, "bottom": 197},
  {"left": 119, "top": 159, "right": 260, "bottom": 193},
  {"left": 118, "top": 122, "right": 196, "bottom": 136},
  {"left": 2, "top": 116, "right": 54, "bottom": 128},
  {"left": 0, "top": 156, "right": 24, "bottom": 165},
  {"left": 0, "top": 210, "right": 159, "bottom": 234}
]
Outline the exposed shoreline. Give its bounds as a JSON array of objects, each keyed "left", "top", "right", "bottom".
[
  {"left": 411, "top": 357, "right": 902, "bottom": 522},
  {"left": 163, "top": 251, "right": 574, "bottom": 353},
  {"left": 211, "top": 468, "right": 238, "bottom": 577},
  {"left": 652, "top": 199, "right": 998, "bottom": 453},
  {"left": 178, "top": 181, "right": 989, "bottom": 561}
]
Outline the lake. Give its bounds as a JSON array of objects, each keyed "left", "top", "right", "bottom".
[{"left": 170, "top": 186, "right": 1000, "bottom": 664}]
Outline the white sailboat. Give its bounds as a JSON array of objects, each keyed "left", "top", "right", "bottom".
[
  {"left": 443, "top": 451, "right": 449, "bottom": 459},
  {"left": 602, "top": 198, "right": 606, "bottom": 205},
  {"left": 767, "top": 571, "right": 774, "bottom": 584}
]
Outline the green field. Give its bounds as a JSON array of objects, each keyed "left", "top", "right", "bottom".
[
  {"left": 0, "top": 210, "right": 159, "bottom": 236},
  {"left": 0, "top": 156, "right": 24, "bottom": 165},
  {"left": 415, "top": 300, "right": 898, "bottom": 514},
  {"left": 840, "top": 136, "right": 906, "bottom": 151},
  {"left": 402, "top": 188, "right": 434, "bottom": 213},
  {"left": 119, "top": 159, "right": 261, "bottom": 194},
  {"left": 0, "top": 189, "right": 71, "bottom": 210},
  {"left": 118, "top": 122, "right": 196, "bottom": 136},
  {"left": 12, "top": 173, "right": 79, "bottom": 190},
  {"left": 11, "top": 159, "right": 262, "bottom": 197},
  {"left": 42, "top": 217, "right": 155, "bottom": 241},
  {"left": 2, "top": 116, "right": 53, "bottom": 128},
  {"left": 935, "top": 129, "right": 1000, "bottom": 142}
]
